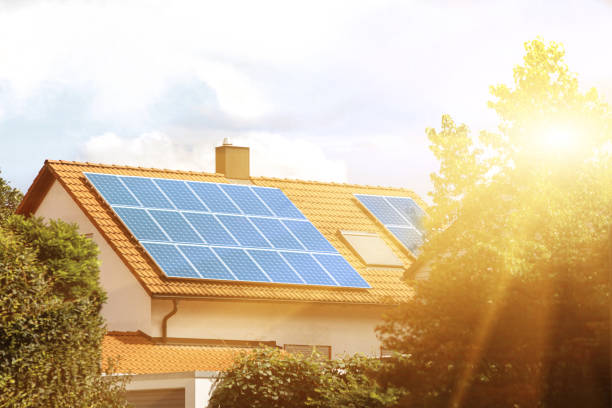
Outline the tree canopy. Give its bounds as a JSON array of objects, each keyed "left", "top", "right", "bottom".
[
  {"left": 0, "top": 177, "right": 127, "bottom": 408},
  {"left": 0, "top": 171, "right": 22, "bottom": 225},
  {"left": 377, "top": 39, "right": 611, "bottom": 407}
]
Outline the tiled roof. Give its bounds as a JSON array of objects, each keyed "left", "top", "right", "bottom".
[
  {"left": 19, "top": 160, "right": 421, "bottom": 304},
  {"left": 102, "top": 332, "right": 248, "bottom": 374}
]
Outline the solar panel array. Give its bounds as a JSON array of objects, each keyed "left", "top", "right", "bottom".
[
  {"left": 85, "top": 173, "right": 370, "bottom": 288},
  {"left": 354, "top": 194, "right": 425, "bottom": 254}
]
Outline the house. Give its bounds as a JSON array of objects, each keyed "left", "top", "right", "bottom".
[{"left": 17, "top": 141, "right": 425, "bottom": 408}]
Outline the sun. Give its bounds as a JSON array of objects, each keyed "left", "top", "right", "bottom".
[{"left": 538, "top": 125, "right": 579, "bottom": 154}]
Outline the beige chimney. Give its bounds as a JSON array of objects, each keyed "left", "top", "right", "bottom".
[{"left": 215, "top": 138, "right": 250, "bottom": 179}]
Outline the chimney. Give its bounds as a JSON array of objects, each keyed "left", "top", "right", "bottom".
[{"left": 215, "top": 138, "right": 250, "bottom": 179}]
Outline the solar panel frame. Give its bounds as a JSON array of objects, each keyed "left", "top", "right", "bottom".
[{"left": 85, "top": 172, "right": 370, "bottom": 288}]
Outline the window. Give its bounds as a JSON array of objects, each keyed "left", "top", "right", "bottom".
[
  {"left": 284, "top": 344, "right": 331, "bottom": 360},
  {"left": 340, "top": 230, "right": 403, "bottom": 267}
]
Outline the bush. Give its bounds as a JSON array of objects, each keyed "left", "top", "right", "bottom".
[{"left": 207, "top": 347, "right": 403, "bottom": 408}]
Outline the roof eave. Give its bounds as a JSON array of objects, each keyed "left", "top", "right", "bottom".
[{"left": 16, "top": 160, "right": 57, "bottom": 216}]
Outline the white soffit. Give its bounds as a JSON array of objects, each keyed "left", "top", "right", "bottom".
[{"left": 340, "top": 230, "right": 403, "bottom": 267}]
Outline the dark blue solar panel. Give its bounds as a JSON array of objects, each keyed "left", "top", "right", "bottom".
[
  {"left": 250, "top": 217, "right": 304, "bottom": 250},
  {"left": 85, "top": 173, "right": 139, "bottom": 206},
  {"left": 188, "top": 182, "right": 241, "bottom": 214},
  {"left": 283, "top": 220, "right": 336, "bottom": 253},
  {"left": 121, "top": 177, "right": 174, "bottom": 209},
  {"left": 114, "top": 207, "right": 168, "bottom": 241},
  {"left": 355, "top": 194, "right": 407, "bottom": 225},
  {"left": 219, "top": 184, "right": 273, "bottom": 216},
  {"left": 178, "top": 245, "right": 235, "bottom": 280},
  {"left": 314, "top": 254, "right": 370, "bottom": 288},
  {"left": 212, "top": 247, "right": 269, "bottom": 282},
  {"left": 142, "top": 243, "right": 200, "bottom": 278},
  {"left": 182, "top": 212, "right": 237, "bottom": 246},
  {"left": 155, "top": 179, "right": 207, "bottom": 211},
  {"left": 280, "top": 252, "right": 335, "bottom": 286},
  {"left": 252, "top": 187, "right": 305, "bottom": 219},
  {"left": 247, "top": 250, "right": 303, "bottom": 284},
  {"left": 388, "top": 226, "right": 423, "bottom": 254},
  {"left": 386, "top": 196, "right": 425, "bottom": 231},
  {"left": 149, "top": 210, "right": 202, "bottom": 243},
  {"left": 217, "top": 215, "right": 271, "bottom": 248}
]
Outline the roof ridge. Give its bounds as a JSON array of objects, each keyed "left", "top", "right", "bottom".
[
  {"left": 46, "top": 159, "right": 225, "bottom": 177},
  {"left": 46, "top": 160, "right": 416, "bottom": 193},
  {"left": 253, "top": 175, "right": 417, "bottom": 193}
]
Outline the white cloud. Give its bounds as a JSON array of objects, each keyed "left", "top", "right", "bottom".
[
  {"left": 81, "top": 132, "right": 215, "bottom": 172},
  {"left": 80, "top": 131, "right": 347, "bottom": 182}
]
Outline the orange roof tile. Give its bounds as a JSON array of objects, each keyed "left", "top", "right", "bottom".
[
  {"left": 19, "top": 160, "right": 421, "bottom": 304},
  {"left": 102, "top": 332, "right": 248, "bottom": 374}
]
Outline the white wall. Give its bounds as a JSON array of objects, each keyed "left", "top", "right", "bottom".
[
  {"left": 152, "top": 298, "right": 387, "bottom": 358},
  {"left": 35, "top": 181, "right": 152, "bottom": 334}
]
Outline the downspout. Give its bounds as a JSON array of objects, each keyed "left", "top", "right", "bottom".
[{"left": 161, "top": 299, "right": 179, "bottom": 343}]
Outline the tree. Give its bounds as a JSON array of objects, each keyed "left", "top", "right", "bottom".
[
  {"left": 377, "top": 39, "right": 611, "bottom": 407},
  {"left": 0, "top": 171, "right": 23, "bottom": 226},
  {"left": 0, "top": 215, "right": 128, "bottom": 407},
  {"left": 207, "top": 347, "right": 402, "bottom": 408}
]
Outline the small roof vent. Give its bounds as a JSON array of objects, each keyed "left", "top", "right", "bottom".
[{"left": 222, "top": 137, "right": 232, "bottom": 146}]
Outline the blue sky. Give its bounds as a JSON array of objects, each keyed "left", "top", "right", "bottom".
[{"left": 1, "top": 0, "right": 611, "bottom": 199}]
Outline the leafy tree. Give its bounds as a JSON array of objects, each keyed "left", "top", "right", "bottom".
[
  {"left": 0, "top": 171, "right": 23, "bottom": 226},
  {"left": 0, "top": 215, "right": 128, "bottom": 408},
  {"left": 378, "top": 39, "right": 611, "bottom": 407},
  {"left": 208, "top": 347, "right": 402, "bottom": 408}
]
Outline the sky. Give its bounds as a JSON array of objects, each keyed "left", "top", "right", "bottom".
[{"left": 0, "top": 0, "right": 611, "bottom": 199}]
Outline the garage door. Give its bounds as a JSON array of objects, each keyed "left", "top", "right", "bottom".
[{"left": 125, "top": 388, "right": 185, "bottom": 408}]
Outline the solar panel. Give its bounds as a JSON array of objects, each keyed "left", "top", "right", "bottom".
[
  {"left": 283, "top": 220, "right": 337, "bottom": 253},
  {"left": 247, "top": 250, "right": 303, "bottom": 284},
  {"left": 142, "top": 243, "right": 200, "bottom": 278},
  {"left": 280, "top": 252, "right": 336, "bottom": 286},
  {"left": 113, "top": 207, "right": 168, "bottom": 241},
  {"left": 252, "top": 187, "right": 305, "bottom": 219},
  {"left": 188, "top": 182, "right": 240, "bottom": 214},
  {"left": 386, "top": 196, "right": 425, "bottom": 232},
  {"left": 149, "top": 210, "right": 203, "bottom": 243},
  {"left": 155, "top": 179, "right": 207, "bottom": 211},
  {"left": 314, "top": 254, "right": 370, "bottom": 288},
  {"left": 183, "top": 212, "right": 237, "bottom": 246},
  {"left": 86, "top": 173, "right": 139, "bottom": 206},
  {"left": 250, "top": 217, "right": 304, "bottom": 250},
  {"left": 355, "top": 193, "right": 425, "bottom": 255},
  {"left": 212, "top": 247, "right": 269, "bottom": 282},
  {"left": 178, "top": 245, "right": 235, "bottom": 280},
  {"left": 388, "top": 226, "right": 423, "bottom": 254},
  {"left": 219, "top": 184, "right": 273, "bottom": 216},
  {"left": 354, "top": 195, "right": 407, "bottom": 225},
  {"left": 217, "top": 215, "right": 271, "bottom": 248},
  {"left": 121, "top": 177, "right": 174, "bottom": 209},
  {"left": 85, "top": 172, "right": 370, "bottom": 288}
]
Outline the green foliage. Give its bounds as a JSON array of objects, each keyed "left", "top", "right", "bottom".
[
  {"left": 378, "top": 39, "right": 611, "bottom": 407},
  {"left": 0, "top": 171, "right": 23, "bottom": 226},
  {"left": 0, "top": 215, "right": 128, "bottom": 408},
  {"left": 207, "top": 347, "right": 403, "bottom": 408}
]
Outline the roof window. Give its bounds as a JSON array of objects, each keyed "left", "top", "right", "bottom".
[{"left": 340, "top": 230, "right": 403, "bottom": 267}]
